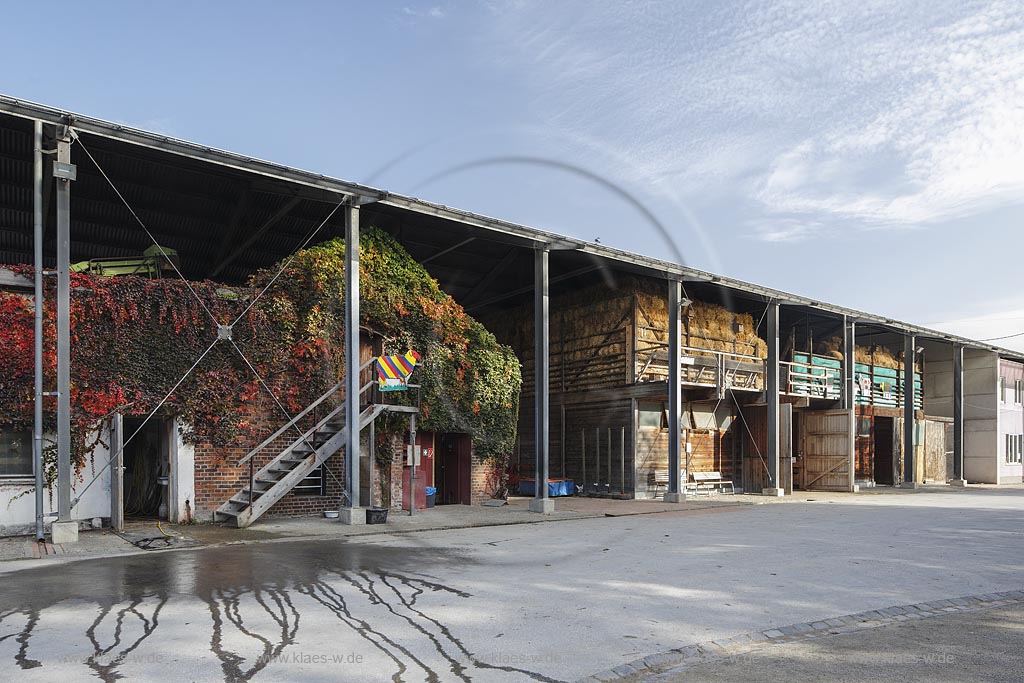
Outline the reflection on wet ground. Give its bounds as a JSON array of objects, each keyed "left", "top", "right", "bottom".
[{"left": 0, "top": 540, "right": 560, "bottom": 683}]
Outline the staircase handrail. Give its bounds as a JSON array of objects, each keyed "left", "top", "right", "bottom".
[{"left": 238, "top": 357, "right": 376, "bottom": 466}]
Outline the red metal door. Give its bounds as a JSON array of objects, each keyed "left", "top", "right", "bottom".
[{"left": 438, "top": 433, "right": 472, "bottom": 505}]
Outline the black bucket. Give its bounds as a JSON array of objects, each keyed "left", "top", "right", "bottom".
[
  {"left": 426, "top": 493, "right": 436, "bottom": 508},
  {"left": 366, "top": 507, "right": 389, "bottom": 524}
]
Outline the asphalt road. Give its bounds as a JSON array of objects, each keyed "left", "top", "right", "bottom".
[{"left": 0, "top": 487, "right": 1021, "bottom": 682}]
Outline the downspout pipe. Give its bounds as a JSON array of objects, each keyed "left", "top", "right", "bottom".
[{"left": 33, "top": 120, "right": 44, "bottom": 541}]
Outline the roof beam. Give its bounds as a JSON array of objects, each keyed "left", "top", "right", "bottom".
[
  {"left": 210, "top": 195, "right": 302, "bottom": 278},
  {"left": 211, "top": 184, "right": 251, "bottom": 271},
  {"left": 418, "top": 236, "right": 475, "bottom": 266},
  {"left": 459, "top": 248, "right": 519, "bottom": 307},
  {"left": 465, "top": 265, "right": 602, "bottom": 312}
]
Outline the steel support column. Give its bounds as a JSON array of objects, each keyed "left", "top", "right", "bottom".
[
  {"left": 843, "top": 317, "right": 856, "bottom": 410},
  {"left": 341, "top": 203, "right": 363, "bottom": 523},
  {"left": 52, "top": 131, "right": 77, "bottom": 542},
  {"left": 951, "top": 344, "right": 966, "bottom": 485},
  {"left": 32, "top": 121, "right": 45, "bottom": 541},
  {"left": 764, "top": 301, "right": 783, "bottom": 496},
  {"left": 902, "top": 335, "right": 917, "bottom": 488},
  {"left": 665, "top": 279, "right": 684, "bottom": 502},
  {"left": 529, "top": 246, "right": 553, "bottom": 514}
]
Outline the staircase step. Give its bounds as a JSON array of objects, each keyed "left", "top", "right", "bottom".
[
  {"left": 214, "top": 509, "right": 240, "bottom": 525},
  {"left": 216, "top": 399, "right": 390, "bottom": 529}
]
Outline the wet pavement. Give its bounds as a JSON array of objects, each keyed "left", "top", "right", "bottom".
[{"left": 0, "top": 487, "right": 1021, "bottom": 682}]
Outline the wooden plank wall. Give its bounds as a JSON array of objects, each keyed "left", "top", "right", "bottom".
[
  {"left": 635, "top": 425, "right": 739, "bottom": 498},
  {"left": 922, "top": 417, "right": 952, "bottom": 483},
  {"left": 515, "top": 398, "right": 634, "bottom": 495},
  {"left": 801, "top": 410, "right": 852, "bottom": 491},
  {"left": 480, "top": 290, "right": 636, "bottom": 397},
  {"left": 740, "top": 404, "right": 792, "bottom": 493},
  {"left": 688, "top": 429, "right": 737, "bottom": 482},
  {"left": 853, "top": 406, "right": 901, "bottom": 482},
  {"left": 853, "top": 409, "right": 948, "bottom": 485},
  {"left": 636, "top": 421, "right": 667, "bottom": 498}
]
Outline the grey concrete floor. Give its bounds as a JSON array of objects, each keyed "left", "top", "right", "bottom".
[{"left": 0, "top": 487, "right": 1020, "bottom": 682}]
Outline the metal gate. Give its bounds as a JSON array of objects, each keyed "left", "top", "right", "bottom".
[{"left": 801, "top": 409, "right": 855, "bottom": 491}]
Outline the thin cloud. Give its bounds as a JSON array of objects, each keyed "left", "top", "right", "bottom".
[
  {"left": 746, "top": 218, "right": 824, "bottom": 243},
  {"left": 403, "top": 5, "right": 446, "bottom": 19},
  {"left": 482, "top": 0, "right": 1024, "bottom": 227}
]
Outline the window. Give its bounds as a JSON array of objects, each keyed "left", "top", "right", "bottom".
[
  {"left": 638, "top": 401, "right": 667, "bottom": 430},
  {"left": 0, "top": 431, "right": 33, "bottom": 478},
  {"left": 1000, "top": 376, "right": 1007, "bottom": 403},
  {"left": 1016, "top": 379, "right": 1023, "bottom": 405},
  {"left": 1007, "top": 434, "right": 1024, "bottom": 465}
]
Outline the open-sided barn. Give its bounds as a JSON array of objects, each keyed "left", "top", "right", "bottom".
[{"left": 0, "top": 94, "right": 1021, "bottom": 542}]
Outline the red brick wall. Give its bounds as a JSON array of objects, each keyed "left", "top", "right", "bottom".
[
  {"left": 192, "top": 406, "right": 495, "bottom": 517},
  {"left": 470, "top": 450, "right": 505, "bottom": 504}
]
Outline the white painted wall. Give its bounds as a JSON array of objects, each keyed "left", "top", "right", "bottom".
[
  {"left": 923, "top": 345, "right": 1001, "bottom": 483},
  {"left": 169, "top": 418, "right": 195, "bottom": 523},
  {"left": 0, "top": 429, "right": 112, "bottom": 537},
  {"left": 964, "top": 350, "right": 999, "bottom": 483},
  {"left": 997, "top": 359, "right": 1024, "bottom": 484}
]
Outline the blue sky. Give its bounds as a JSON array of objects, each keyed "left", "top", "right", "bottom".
[{"left": 3, "top": 1, "right": 1023, "bottom": 350}]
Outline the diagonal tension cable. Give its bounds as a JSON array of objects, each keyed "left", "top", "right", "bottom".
[
  {"left": 70, "top": 339, "right": 220, "bottom": 508},
  {"left": 230, "top": 197, "right": 348, "bottom": 327},
  {"left": 71, "top": 132, "right": 220, "bottom": 327},
  {"left": 228, "top": 339, "right": 320, "bottom": 454},
  {"left": 75, "top": 129, "right": 361, "bottom": 504}
]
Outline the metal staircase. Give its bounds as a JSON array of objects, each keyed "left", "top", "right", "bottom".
[{"left": 215, "top": 358, "right": 414, "bottom": 528}]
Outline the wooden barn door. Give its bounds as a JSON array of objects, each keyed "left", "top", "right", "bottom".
[
  {"left": 802, "top": 409, "right": 854, "bottom": 491},
  {"left": 922, "top": 419, "right": 950, "bottom": 483},
  {"left": 740, "top": 404, "right": 792, "bottom": 493}
]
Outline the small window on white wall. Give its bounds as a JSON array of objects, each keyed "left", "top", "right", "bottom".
[
  {"left": 1016, "top": 379, "right": 1023, "bottom": 405},
  {"left": 0, "top": 431, "right": 33, "bottom": 478},
  {"left": 1007, "top": 434, "right": 1024, "bottom": 465},
  {"left": 1000, "top": 376, "right": 1007, "bottom": 403}
]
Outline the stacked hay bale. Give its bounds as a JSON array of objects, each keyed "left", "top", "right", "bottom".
[
  {"left": 634, "top": 279, "right": 767, "bottom": 359},
  {"left": 814, "top": 337, "right": 916, "bottom": 370},
  {"left": 481, "top": 283, "right": 636, "bottom": 392},
  {"left": 685, "top": 301, "right": 767, "bottom": 359}
]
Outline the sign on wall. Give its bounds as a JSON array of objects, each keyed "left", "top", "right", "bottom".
[{"left": 376, "top": 350, "right": 421, "bottom": 391}]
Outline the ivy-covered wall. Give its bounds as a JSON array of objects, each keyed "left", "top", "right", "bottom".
[{"left": 0, "top": 228, "right": 521, "bottom": 492}]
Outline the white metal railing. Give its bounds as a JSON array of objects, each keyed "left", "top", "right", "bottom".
[
  {"left": 238, "top": 357, "right": 377, "bottom": 467},
  {"left": 635, "top": 328, "right": 766, "bottom": 392},
  {"left": 781, "top": 359, "right": 842, "bottom": 399}
]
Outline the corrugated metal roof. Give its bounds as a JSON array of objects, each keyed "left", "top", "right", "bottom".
[{"left": 0, "top": 93, "right": 1021, "bottom": 361}]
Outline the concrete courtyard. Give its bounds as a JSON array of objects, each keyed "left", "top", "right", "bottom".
[{"left": 0, "top": 487, "right": 1021, "bottom": 682}]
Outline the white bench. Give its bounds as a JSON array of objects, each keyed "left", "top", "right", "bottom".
[
  {"left": 650, "top": 469, "right": 670, "bottom": 498},
  {"left": 685, "top": 471, "right": 735, "bottom": 495}
]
